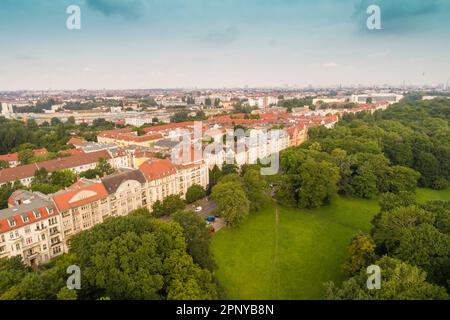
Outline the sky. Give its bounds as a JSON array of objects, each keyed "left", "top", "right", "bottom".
[{"left": 0, "top": 0, "right": 449, "bottom": 90}]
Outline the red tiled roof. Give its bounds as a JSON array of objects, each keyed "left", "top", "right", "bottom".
[
  {"left": 0, "top": 153, "right": 18, "bottom": 163},
  {"left": 0, "top": 150, "right": 111, "bottom": 184},
  {"left": 68, "top": 137, "right": 87, "bottom": 146},
  {"left": 0, "top": 148, "right": 48, "bottom": 163},
  {"left": 52, "top": 183, "right": 108, "bottom": 212},
  {"left": 62, "top": 148, "right": 85, "bottom": 156},
  {"left": 33, "top": 148, "right": 48, "bottom": 156},
  {"left": 143, "top": 121, "right": 195, "bottom": 133},
  {"left": 119, "top": 133, "right": 163, "bottom": 143},
  {"left": 0, "top": 205, "right": 58, "bottom": 233},
  {"left": 66, "top": 180, "right": 90, "bottom": 190},
  {"left": 98, "top": 128, "right": 133, "bottom": 138},
  {"left": 139, "top": 159, "right": 177, "bottom": 181},
  {"left": 0, "top": 163, "right": 39, "bottom": 184}
]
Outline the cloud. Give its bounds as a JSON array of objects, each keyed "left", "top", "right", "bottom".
[
  {"left": 322, "top": 62, "right": 339, "bottom": 68},
  {"left": 83, "top": 67, "right": 96, "bottom": 73},
  {"left": 84, "top": 0, "right": 145, "bottom": 18},
  {"left": 203, "top": 27, "right": 240, "bottom": 45}
]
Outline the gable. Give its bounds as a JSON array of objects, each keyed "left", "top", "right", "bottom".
[{"left": 69, "top": 190, "right": 98, "bottom": 203}]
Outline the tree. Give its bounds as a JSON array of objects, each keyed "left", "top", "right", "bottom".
[
  {"left": 221, "top": 164, "right": 238, "bottom": 176},
  {"left": 379, "top": 192, "right": 416, "bottom": 213},
  {"left": 209, "top": 165, "right": 222, "bottom": 186},
  {"left": 274, "top": 175, "right": 297, "bottom": 207},
  {"left": 211, "top": 181, "right": 249, "bottom": 227},
  {"left": 342, "top": 233, "right": 376, "bottom": 277},
  {"left": 0, "top": 257, "right": 30, "bottom": 297},
  {"left": 414, "top": 152, "right": 440, "bottom": 187},
  {"left": 0, "top": 160, "right": 9, "bottom": 169},
  {"left": 152, "top": 195, "right": 185, "bottom": 217},
  {"left": 172, "top": 211, "right": 216, "bottom": 271},
  {"left": 96, "top": 158, "right": 114, "bottom": 177},
  {"left": 372, "top": 206, "right": 435, "bottom": 253},
  {"left": 349, "top": 165, "right": 378, "bottom": 199},
  {"left": 384, "top": 166, "right": 420, "bottom": 193},
  {"left": 57, "top": 287, "right": 77, "bottom": 300},
  {"left": 33, "top": 168, "right": 51, "bottom": 185},
  {"left": 0, "top": 181, "right": 24, "bottom": 209},
  {"left": 242, "top": 168, "right": 270, "bottom": 212},
  {"left": 67, "top": 211, "right": 219, "bottom": 300},
  {"left": 296, "top": 160, "right": 339, "bottom": 208},
  {"left": 50, "top": 117, "right": 62, "bottom": 126},
  {"left": 18, "top": 149, "right": 34, "bottom": 165},
  {"left": 394, "top": 224, "right": 450, "bottom": 288},
  {"left": 324, "top": 256, "right": 449, "bottom": 300},
  {"left": 79, "top": 168, "right": 99, "bottom": 179},
  {"left": 185, "top": 185, "right": 206, "bottom": 204},
  {"left": 50, "top": 170, "right": 77, "bottom": 188},
  {"left": 421, "top": 201, "right": 450, "bottom": 234},
  {"left": 66, "top": 116, "right": 76, "bottom": 125}
]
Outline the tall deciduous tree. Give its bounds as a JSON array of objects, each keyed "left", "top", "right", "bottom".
[
  {"left": 172, "top": 211, "right": 215, "bottom": 271},
  {"left": 296, "top": 160, "right": 339, "bottom": 208},
  {"left": 211, "top": 181, "right": 249, "bottom": 227},
  {"left": 324, "top": 257, "right": 449, "bottom": 300}
]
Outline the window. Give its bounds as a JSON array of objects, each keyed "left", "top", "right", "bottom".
[
  {"left": 50, "top": 227, "right": 58, "bottom": 235},
  {"left": 22, "top": 216, "right": 29, "bottom": 223},
  {"left": 52, "top": 246, "right": 62, "bottom": 255},
  {"left": 8, "top": 219, "right": 16, "bottom": 227},
  {"left": 15, "top": 243, "right": 20, "bottom": 251},
  {"left": 34, "top": 210, "right": 41, "bottom": 218}
]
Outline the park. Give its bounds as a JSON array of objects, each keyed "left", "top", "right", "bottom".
[{"left": 211, "top": 188, "right": 450, "bottom": 300}]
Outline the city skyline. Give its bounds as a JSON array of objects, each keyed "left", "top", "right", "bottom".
[{"left": 1, "top": 0, "right": 450, "bottom": 90}]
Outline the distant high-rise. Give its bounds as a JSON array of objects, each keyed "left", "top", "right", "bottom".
[{"left": 1, "top": 103, "right": 14, "bottom": 118}]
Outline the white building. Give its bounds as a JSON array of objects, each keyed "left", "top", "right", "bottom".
[
  {"left": 350, "top": 93, "right": 403, "bottom": 104},
  {"left": 1, "top": 103, "right": 14, "bottom": 118}
]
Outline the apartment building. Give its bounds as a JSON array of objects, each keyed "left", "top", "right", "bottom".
[
  {"left": 52, "top": 180, "right": 109, "bottom": 250},
  {"left": 0, "top": 191, "right": 63, "bottom": 266},
  {"left": 0, "top": 150, "right": 124, "bottom": 187},
  {"left": 101, "top": 170, "right": 148, "bottom": 215},
  {"left": 139, "top": 159, "right": 181, "bottom": 205},
  {"left": 286, "top": 124, "right": 308, "bottom": 147},
  {"left": 177, "top": 161, "right": 209, "bottom": 197}
]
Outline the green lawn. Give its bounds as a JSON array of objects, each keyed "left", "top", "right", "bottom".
[
  {"left": 211, "top": 189, "right": 450, "bottom": 300},
  {"left": 416, "top": 187, "right": 450, "bottom": 203},
  {"left": 211, "top": 197, "right": 379, "bottom": 300}
]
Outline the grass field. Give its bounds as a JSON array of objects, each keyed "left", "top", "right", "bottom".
[
  {"left": 211, "top": 189, "right": 450, "bottom": 300},
  {"left": 416, "top": 187, "right": 450, "bottom": 203},
  {"left": 211, "top": 197, "right": 379, "bottom": 300}
]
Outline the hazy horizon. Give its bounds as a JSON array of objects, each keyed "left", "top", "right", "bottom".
[{"left": 1, "top": 0, "right": 450, "bottom": 90}]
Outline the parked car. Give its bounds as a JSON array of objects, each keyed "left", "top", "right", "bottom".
[
  {"left": 195, "top": 206, "right": 202, "bottom": 212},
  {"left": 206, "top": 216, "right": 216, "bottom": 222}
]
